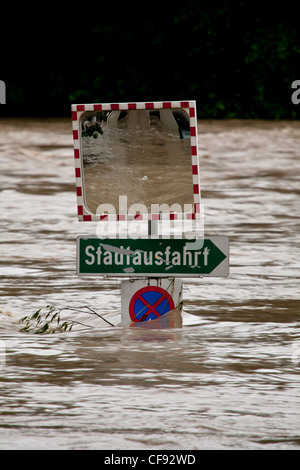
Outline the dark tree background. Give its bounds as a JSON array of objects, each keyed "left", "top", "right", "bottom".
[{"left": 1, "top": 1, "right": 300, "bottom": 118}]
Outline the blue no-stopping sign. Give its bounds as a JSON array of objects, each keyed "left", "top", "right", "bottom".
[{"left": 129, "top": 286, "right": 175, "bottom": 323}]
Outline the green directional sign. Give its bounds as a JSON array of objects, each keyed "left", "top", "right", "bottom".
[{"left": 77, "top": 236, "right": 229, "bottom": 277}]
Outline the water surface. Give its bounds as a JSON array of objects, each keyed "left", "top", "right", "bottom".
[{"left": 0, "top": 118, "right": 300, "bottom": 449}]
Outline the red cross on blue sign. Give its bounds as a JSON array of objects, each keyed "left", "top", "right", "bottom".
[{"left": 129, "top": 286, "right": 175, "bottom": 323}]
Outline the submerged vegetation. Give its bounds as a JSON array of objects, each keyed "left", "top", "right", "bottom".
[{"left": 19, "top": 305, "right": 115, "bottom": 334}]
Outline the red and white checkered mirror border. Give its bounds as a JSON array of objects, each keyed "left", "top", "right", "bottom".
[{"left": 71, "top": 101, "right": 201, "bottom": 222}]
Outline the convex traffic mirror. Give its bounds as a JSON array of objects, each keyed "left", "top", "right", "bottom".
[{"left": 72, "top": 101, "right": 201, "bottom": 223}]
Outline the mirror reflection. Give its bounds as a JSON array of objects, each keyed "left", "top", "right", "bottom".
[{"left": 81, "top": 108, "right": 193, "bottom": 214}]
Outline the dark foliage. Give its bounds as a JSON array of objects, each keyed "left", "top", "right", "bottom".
[{"left": 1, "top": 1, "right": 300, "bottom": 118}]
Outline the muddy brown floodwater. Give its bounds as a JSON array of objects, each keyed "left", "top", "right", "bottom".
[{"left": 0, "top": 118, "right": 300, "bottom": 449}]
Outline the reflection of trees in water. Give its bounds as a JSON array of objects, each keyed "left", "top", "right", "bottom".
[{"left": 81, "top": 112, "right": 105, "bottom": 139}]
